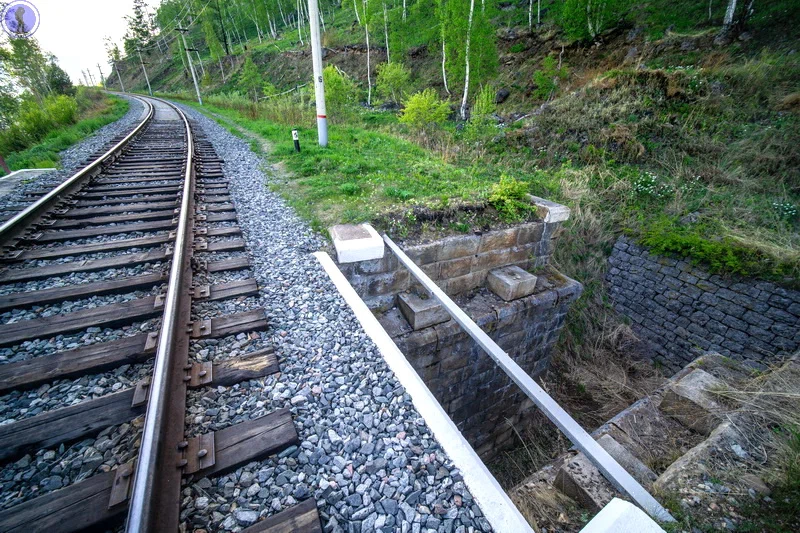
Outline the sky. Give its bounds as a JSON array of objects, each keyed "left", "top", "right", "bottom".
[{"left": 24, "top": 0, "right": 160, "bottom": 85}]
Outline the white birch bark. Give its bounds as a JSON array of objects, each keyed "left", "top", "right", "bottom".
[
  {"left": 403, "top": 0, "right": 407, "bottom": 21},
  {"left": 537, "top": 0, "right": 541, "bottom": 24},
  {"left": 723, "top": 0, "right": 737, "bottom": 29},
  {"left": 528, "top": 0, "right": 532, "bottom": 30},
  {"left": 354, "top": 0, "right": 361, "bottom": 23},
  {"left": 460, "top": 0, "right": 475, "bottom": 120},
  {"left": 441, "top": 39, "right": 450, "bottom": 94},
  {"left": 218, "top": 56, "right": 226, "bottom": 82},
  {"left": 297, "top": 0, "right": 305, "bottom": 44},
  {"left": 383, "top": 2, "right": 390, "bottom": 63},
  {"left": 364, "top": 0, "right": 372, "bottom": 105}
]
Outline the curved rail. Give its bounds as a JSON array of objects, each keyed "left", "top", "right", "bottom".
[
  {"left": 125, "top": 96, "right": 195, "bottom": 533},
  {"left": 0, "top": 96, "right": 155, "bottom": 246}
]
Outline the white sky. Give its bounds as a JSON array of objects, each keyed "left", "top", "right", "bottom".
[{"left": 30, "top": 0, "right": 160, "bottom": 85}]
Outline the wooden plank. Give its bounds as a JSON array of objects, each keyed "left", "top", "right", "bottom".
[
  {"left": 62, "top": 201, "right": 177, "bottom": 218},
  {"left": 241, "top": 499, "right": 322, "bottom": 533},
  {"left": 0, "top": 471, "right": 124, "bottom": 533},
  {"left": 207, "top": 238, "right": 246, "bottom": 253},
  {"left": 207, "top": 256, "right": 250, "bottom": 273},
  {"left": 205, "top": 203, "right": 235, "bottom": 213},
  {"left": 0, "top": 272, "right": 166, "bottom": 311},
  {"left": 206, "top": 226, "right": 241, "bottom": 237},
  {"left": 0, "top": 333, "right": 155, "bottom": 394},
  {"left": 206, "top": 348, "right": 278, "bottom": 388},
  {"left": 0, "top": 296, "right": 159, "bottom": 348},
  {"left": 208, "top": 309, "right": 268, "bottom": 339},
  {"left": 0, "top": 249, "right": 167, "bottom": 284},
  {"left": 92, "top": 176, "right": 181, "bottom": 185},
  {"left": 206, "top": 212, "right": 237, "bottom": 222},
  {"left": 198, "top": 408, "right": 297, "bottom": 477},
  {"left": 79, "top": 184, "right": 180, "bottom": 195},
  {"left": 74, "top": 194, "right": 175, "bottom": 208},
  {"left": 208, "top": 278, "right": 259, "bottom": 301},
  {"left": 0, "top": 388, "right": 142, "bottom": 461},
  {"left": 37, "top": 221, "right": 175, "bottom": 242},
  {"left": 16, "top": 234, "right": 170, "bottom": 261},
  {"left": 50, "top": 209, "right": 175, "bottom": 229}
]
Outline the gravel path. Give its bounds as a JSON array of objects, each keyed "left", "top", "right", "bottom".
[
  {"left": 177, "top": 107, "right": 492, "bottom": 533},
  {"left": 0, "top": 95, "right": 145, "bottom": 222}
]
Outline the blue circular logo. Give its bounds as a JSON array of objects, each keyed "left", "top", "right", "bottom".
[{"left": 2, "top": 1, "right": 40, "bottom": 39}]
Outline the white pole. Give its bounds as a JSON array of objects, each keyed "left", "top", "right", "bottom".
[
  {"left": 180, "top": 30, "right": 203, "bottom": 105},
  {"left": 96, "top": 63, "right": 107, "bottom": 90},
  {"left": 138, "top": 49, "right": 153, "bottom": 96},
  {"left": 113, "top": 60, "right": 126, "bottom": 93},
  {"left": 307, "top": 0, "right": 328, "bottom": 146}
]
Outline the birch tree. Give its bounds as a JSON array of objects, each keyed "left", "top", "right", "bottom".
[{"left": 459, "top": 0, "right": 475, "bottom": 120}]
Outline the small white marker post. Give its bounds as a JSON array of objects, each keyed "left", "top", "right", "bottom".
[
  {"left": 292, "top": 129, "right": 301, "bottom": 152},
  {"left": 307, "top": 0, "right": 328, "bottom": 146}
]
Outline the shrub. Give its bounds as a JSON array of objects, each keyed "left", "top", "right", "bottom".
[
  {"left": 472, "top": 84, "right": 497, "bottom": 119},
  {"left": 376, "top": 62, "right": 412, "bottom": 103},
  {"left": 488, "top": 175, "right": 533, "bottom": 221},
  {"left": 339, "top": 182, "right": 361, "bottom": 196},
  {"left": 323, "top": 65, "right": 358, "bottom": 118},
  {"left": 533, "top": 55, "right": 569, "bottom": 101},
  {"left": 44, "top": 95, "right": 78, "bottom": 126},
  {"left": 18, "top": 102, "right": 55, "bottom": 142},
  {"left": 399, "top": 89, "right": 450, "bottom": 131},
  {"left": 0, "top": 124, "right": 30, "bottom": 153},
  {"left": 240, "top": 56, "right": 263, "bottom": 102}
]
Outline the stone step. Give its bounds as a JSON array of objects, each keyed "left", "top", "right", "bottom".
[{"left": 658, "top": 368, "right": 729, "bottom": 436}]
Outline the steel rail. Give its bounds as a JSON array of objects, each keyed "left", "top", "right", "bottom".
[
  {"left": 382, "top": 234, "right": 676, "bottom": 523},
  {"left": 0, "top": 96, "right": 155, "bottom": 246},
  {"left": 125, "top": 97, "right": 195, "bottom": 533}
]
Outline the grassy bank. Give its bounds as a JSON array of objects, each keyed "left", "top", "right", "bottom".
[{"left": 3, "top": 92, "right": 129, "bottom": 172}]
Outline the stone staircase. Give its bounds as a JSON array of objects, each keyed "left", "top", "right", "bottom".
[{"left": 512, "top": 353, "right": 799, "bottom": 530}]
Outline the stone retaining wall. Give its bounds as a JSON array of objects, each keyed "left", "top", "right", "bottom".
[
  {"left": 607, "top": 236, "right": 800, "bottom": 373},
  {"left": 336, "top": 221, "right": 563, "bottom": 311},
  {"left": 379, "top": 272, "right": 583, "bottom": 460}
]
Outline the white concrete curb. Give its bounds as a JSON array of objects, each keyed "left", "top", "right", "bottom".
[{"left": 313, "top": 251, "right": 534, "bottom": 533}]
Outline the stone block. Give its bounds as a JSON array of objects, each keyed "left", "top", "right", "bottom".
[
  {"left": 443, "top": 272, "right": 483, "bottom": 295},
  {"left": 438, "top": 256, "right": 473, "bottom": 279},
  {"left": 554, "top": 452, "right": 617, "bottom": 513},
  {"left": 659, "top": 369, "right": 725, "bottom": 435},
  {"left": 406, "top": 242, "right": 439, "bottom": 265},
  {"left": 528, "top": 195, "right": 571, "bottom": 223},
  {"left": 596, "top": 434, "right": 657, "bottom": 489},
  {"left": 581, "top": 498, "right": 666, "bottom": 533},
  {"left": 478, "top": 228, "right": 518, "bottom": 253},
  {"left": 487, "top": 266, "right": 538, "bottom": 302},
  {"left": 329, "top": 224, "right": 384, "bottom": 263},
  {"left": 398, "top": 293, "right": 450, "bottom": 331},
  {"left": 437, "top": 234, "right": 480, "bottom": 261},
  {"left": 517, "top": 222, "right": 545, "bottom": 245}
]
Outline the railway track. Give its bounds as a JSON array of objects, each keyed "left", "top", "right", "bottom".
[{"left": 0, "top": 96, "right": 321, "bottom": 532}]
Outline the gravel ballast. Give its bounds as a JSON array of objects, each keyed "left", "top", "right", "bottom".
[{"left": 177, "top": 107, "right": 492, "bottom": 533}]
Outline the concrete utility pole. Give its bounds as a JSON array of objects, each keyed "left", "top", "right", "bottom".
[
  {"left": 307, "top": 0, "right": 328, "bottom": 146},
  {"left": 177, "top": 28, "right": 203, "bottom": 105},
  {"left": 96, "top": 63, "right": 107, "bottom": 90},
  {"left": 137, "top": 48, "right": 153, "bottom": 96},
  {"left": 87, "top": 69, "right": 96, "bottom": 86},
  {"left": 112, "top": 60, "right": 126, "bottom": 93}
]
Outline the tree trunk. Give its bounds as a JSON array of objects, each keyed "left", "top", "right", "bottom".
[
  {"left": 441, "top": 38, "right": 450, "bottom": 95},
  {"left": 403, "top": 0, "right": 407, "bottom": 21},
  {"left": 195, "top": 51, "right": 206, "bottom": 78},
  {"left": 218, "top": 56, "right": 226, "bottom": 82},
  {"left": 297, "top": 0, "right": 305, "bottom": 44},
  {"left": 364, "top": 0, "right": 372, "bottom": 105},
  {"left": 528, "top": 0, "right": 532, "bottom": 30},
  {"left": 383, "top": 2, "right": 390, "bottom": 63},
  {"left": 723, "top": 0, "right": 737, "bottom": 29},
  {"left": 538, "top": 0, "right": 541, "bottom": 24},
  {"left": 354, "top": 0, "right": 361, "bottom": 24},
  {"left": 460, "top": 0, "right": 475, "bottom": 120}
]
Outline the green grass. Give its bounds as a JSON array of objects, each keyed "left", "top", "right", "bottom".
[{"left": 4, "top": 96, "right": 129, "bottom": 173}]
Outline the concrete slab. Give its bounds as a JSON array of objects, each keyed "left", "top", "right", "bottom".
[
  {"left": 487, "top": 265, "right": 538, "bottom": 301},
  {"left": 580, "top": 498, "right": 665, "bottom": 533},
  {"left": 329, "top": 223, "right": 384, "bottom": 263},
  {"left": 659, "top": 369, "right": 725, "bottom": 436},
  {"left": 528, "top": 194, "right": 571, "bottom": 223},
  {"left": 597, "top": 434, "right": 657, "bottom": 490},
  {"left": 398, "top": 292, "right": 450, "bottom": 330},
  {"left": 554, "top": 452, "right": 618, "bottom": 513},
  {"left": 0, "top": 169, "right": 51, "bottom": 201}
]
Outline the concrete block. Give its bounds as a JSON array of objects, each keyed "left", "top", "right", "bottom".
[
  {"left": 528, "top": 194, "right": 571, "bottom": 222},
  {"left": 329, "top": 223, "right": 384, "bottom": 263},
  {"left": 438, "top": 234, "right": 480, "bottom": 260},
  {"left": 596, "top": 434, "right": 657, "bottom": 489},
  {"left": 487, "top": 266, "right": 538, "bottom": 302},
  {"left": 398, "top": 292, "right": 450, "bottom": 330},
  {"left": 659, "top": 369, "right": 725, "bottom": 435},
  {"left": 554, "top": 452, "right": 617, "bottom": 512},
  {"left": 478, "top": 228, "right": 518, "bottom": 253},
  {"left": 580, "top": 498, "right": 665, "bottom": 533}
]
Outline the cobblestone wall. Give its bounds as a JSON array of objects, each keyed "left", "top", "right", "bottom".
[
  {"left": 379, "top": 273, "right": 583, "bottom": 460},
  {"left": 608, "top": 236, "right": 800, "bottom": 373},
  {"left": 337, "top": 222, "right": 563, "bottom": 311}
]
